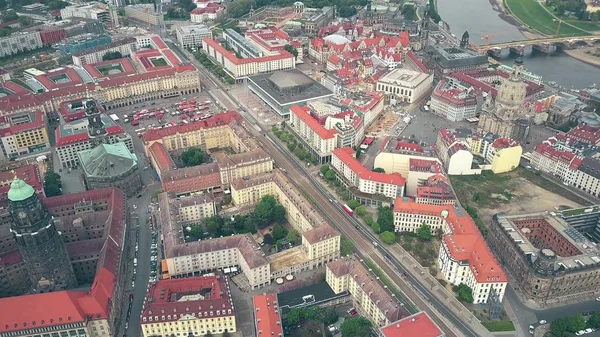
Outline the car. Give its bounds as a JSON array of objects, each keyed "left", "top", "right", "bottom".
[
  {"left": 131, "top": 281, "right": 135, "bottom": 288},
  {"left": 539, "top": 320, "right": 547, "bottom": 325},
  {"left": 137, "top": 194, "right": 142, "bottom": 198},
  {"left": 576, "top": 331, "right": 585, "bottom": 336},
  {"left": 596, "top": 296, "right": 600, "bottom": 301},
  {"left": 585, "top": 328, "right": 593, "bottom": 334},
  {"left": 347, "top": 308, "right": 357, "bottom": 316},
  {"left": 151, "top": 244, "right": 158, "bottom": 249}
]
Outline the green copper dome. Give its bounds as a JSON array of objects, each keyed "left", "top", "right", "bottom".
[{"left": 8, "top": 179, "right": 35, "bottom": 202}]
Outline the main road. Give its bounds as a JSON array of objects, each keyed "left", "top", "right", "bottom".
[{"left": 171, "top": 45, "right": 491, "bottom": 336}]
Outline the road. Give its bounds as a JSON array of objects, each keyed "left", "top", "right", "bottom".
[{"left": 167, "top": 45, "right": 496, "bottom": 336}]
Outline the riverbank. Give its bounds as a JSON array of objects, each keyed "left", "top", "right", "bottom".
[{"left": 489, "top": 0, "right": 600, "bottom": 67}]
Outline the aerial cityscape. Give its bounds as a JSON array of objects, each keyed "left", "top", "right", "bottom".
[{"left": 0, "top": 0, "right": 599, "bottom": 336}]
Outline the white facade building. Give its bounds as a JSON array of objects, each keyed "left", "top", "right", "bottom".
[
  {"left": 289, "top": 105, "right": 337, "bottom": 163},
  {"left": 376, "top": 68, "right": 433, "bottom": 104},
  {"left": 0, "top": 31, "right": 43, "bottom": 57},
  {"left": 176, "top": 24, "right": 212, "bottom": 49},
  {"left": 430, "top": 79, "right": 478, "bottom": 122},
  {"left": 72, "top": 38, "right": 137, "bottom": 66}
]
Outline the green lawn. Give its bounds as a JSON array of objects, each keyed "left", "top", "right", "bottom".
[
  {"left": 506, "top": 0, "right": 588, "bottom": 36},
  {"left": 540, "top": 3, "right": 600, "bottom": 32},
  {"left": 481, "top": 320, "right": 516, "bottom": 332}
]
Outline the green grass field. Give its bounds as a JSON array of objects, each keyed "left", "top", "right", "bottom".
[
  {"left": 540, "top": 3, "right": 600, "bottom": 32},
  {"left": 506, "top": 0, "right": 589, "bottom": 36},
  {"left": 481, "top": 320, "right": 516, "bottom": 332}
]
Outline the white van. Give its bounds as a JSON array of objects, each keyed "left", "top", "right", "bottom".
[{"left": 133, "top": 258, "right": 138, "bottom": 267}]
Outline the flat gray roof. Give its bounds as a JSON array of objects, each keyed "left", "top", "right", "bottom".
[{"left": 248, "top": 69, "right": 333, "bottom": 106}]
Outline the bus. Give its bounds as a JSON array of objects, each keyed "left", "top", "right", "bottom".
[{"left": 342, "top": 204, "right": 354, "bottom": 216}]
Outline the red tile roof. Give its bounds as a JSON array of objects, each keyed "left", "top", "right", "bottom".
[
  {"left": 0, "top": 110, "right": 45, "bottom": 136},
  {"left": 290, "top": 105, "right": 337, "bottom": 140},
  {"left": 567, "top": 124, "right": 600, "bottom": 145},
  {"left": 380, "top": 312, "right": 443, "bottom": 337},
  {"left": 83, "top": 58, "right": 136, "bottom": 79},
  {"left": 333, "top": 147, "right": 406, "bottom": 186},
  {"left": 161, "top": 163, "right": 222, "bottom": 195},
  {"left": 406, "top": 51, "right": 429, "bottom": 73},
  {"left": 56, "top": 124, "right": 125, "bottom": 147},
  {"left": 253, "top": 294, "right": 282, "bottom": 337},
  {"left": 394, "top": 198, "right": 448, "bottom": 216},
  {"left": 395, "top": 141, "right": 424, "bottom": 153},
  {"left": 142, "top": 276, "right": 234, "bottom": 323},
  {"left": 148, "top": 142, "right": 176, "bottom": 172},
  {"left": 35, "top": 67, "right": 84, "bottom": 91},
  {"left": 143, "top": 111, "right": 242, "bottom": 142}
]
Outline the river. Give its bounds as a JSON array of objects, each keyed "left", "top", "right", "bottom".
[{"left": 436, "top": 0, "right": 599, "bottom": 89}]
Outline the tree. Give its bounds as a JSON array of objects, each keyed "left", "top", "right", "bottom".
[
  {"left": 355, "top": 205, "right": 367, "bottom": 216},
  {"left": 301, "top": 320, "right": 324, "bottom": 337},
  {"left": 320, "top": 165, "right": 330, "bottom": 175},
  {"left": 340, "top": 317, "right": 372, "bottom": 337},
  {"left": 189, "top": 224, "right": 203, "bottom": 239},
  {"left": 427, "top": 0, "right": 442, "bottom": 23},
  {"left": 380, "top": 231, "right": 396, "bottom": 244},
  {"left": 324, "top": 170, "right": 336, "bottom": 181},
  {"left": 204, "top": 216, "right": 223, "bottom": 236},
  {"left": 372, "top": 167, "right": 385, "bottom": 173},
  {"left": 263, "top": 233, "right": 274, "bottom": 245},
  {"left": 181, "top": 147, "right": 205, "bottom": 166},
  {"left": 371, "top": 222, "right": 381, "bottom": 234},
  {"left": 102, "top": 51, "right": 122, "bottom": 61},
  {"left": 286, "top": 308, "right": 302, "bottom": 325},
  {"left": 320, "top": 307, "right": 338, "bottom": 325},
  {"left": 337, "top": 5, "right": 357, "bottom": 18},
  {"left": 272, "top": 204, "right": 286, "bottom": 222},
  {"left": 2, "top": 10, "right": 18, "bottom": 22},
  {"left": 377, "top": 206, "right": 394, "bottom": 232},
  {"left": 221, "top": 194, "right": 232, "bottom": 206},
  {"left": 227, "top": 0, "right": 255, "bottom": 18},
  {"left": 416, "top": 223, "right": 433, "bottom": 241},
  {"left": 272, "top": 224, "right": 288, "bottom": 241},
  {"left": 347, "top": 200, "right": 361, "bottom": 209},
  {"left": 587, "top": 312, "right": 600, "bottom": 329},
  {"left": 287, "top": 229, "right": 299, "bottom": 244},
  {"left": 44, "top": 171, "right": 62, "bottom": 197},
  {"left": 287, "top": 142, "right": 296, "bottom": 151},
  {"left": 401, "top": 3, "right": 417, "bottom": 20},
  {"left": 456, "top": 283, "right": 474, "bottom": 303},
  {"left": 284, "top": 44, "right": 298, "bottom": 58}
]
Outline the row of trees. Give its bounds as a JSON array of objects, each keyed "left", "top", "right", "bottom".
[
  {"left": 545, "top": 0, "right": 600, "bottom": 21},
  {"left": 551, "top": 312, "right": 600, "bottom": 336},
  {"left": 194, "top": 51, "right": 235, "bottom": 84},
  {"left": 44, "top": 171, "right": 62, "bottom": 197}
]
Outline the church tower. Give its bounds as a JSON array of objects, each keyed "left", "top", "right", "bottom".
[
  {"left": 85, "top": 89, "right": 107, "bottom": 144},
  {"left": 8, "top": 178, "right": 77, "bottom": 292},
  {"left": 460, "top": 30, "right": 469, "bottom": 49}
]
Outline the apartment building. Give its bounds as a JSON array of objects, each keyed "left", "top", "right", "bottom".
[
  {"left": 60, "top": 2, "right": 111, "bottom": 25},
  {"left": 380, "top": 312, "right": 444, "bottom": 337},
  {"left": 190, "top": 3, "right": 225, "bottom": 23},
  {"left": 326, "top": 255, "right": 407, "bottom": 327},
  {"left": 72, "top": 38, "right": 137, "bottom": 66},
  {"left": 245, "top": 27, "right": 303, "bottom": 60},
  {"left": 331, "top": 147, "right": 406, "bottom": 199},
  {"left": 0, "top": 110, "right": 49, "bottom": 160},
  {"left": 169, "top": 194, "right": 216, "bottom": 224},
  {"left": 430, "top": 78, "right": 478, "bottom": 122},
  {"left": 176, "top": 24, "right": 212, "bottom": 49},
  {"left": 288, "top": 105, "right": 337, "bottom": 164},
  {"left": 393, "top": 198, "right": 446, "bottom": 233},
  {"left": 376, "top": 68, "right": 433, "bottom": 104},
  {"left": 124, "top": 4, "right": 164, "bottom": 26},
  {"left": 0, "top": 31, "right": 43, "bottom": 57},
  {"left": 392, "top": 197, "right": 507, "bottom": 303},
  {"left": 202, "top": 37, "right": 295, "bottom": 79},
  {"left": 140, "top": 276, "right": 236, "bottom": 337},
  {"left": 253, "top": 294, "right": 283, "bottom": 337}
]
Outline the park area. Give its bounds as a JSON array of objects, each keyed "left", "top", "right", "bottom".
[
  {"left": 506, "top": 0, "right": 594, "bottom": 36},
  {"left": 450, "top": 168, "right": 582, "bottom": 233}
]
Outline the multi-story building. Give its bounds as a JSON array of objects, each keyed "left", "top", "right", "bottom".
[
  {"left": 376, "top": 68, "right": 433, "bottom": 104},
  {"left": 430, "top": 78, "right": 478, "bottom": 122},
  {"left": 489, "top": 212, "right": 600, "bottom": 305},
  {"left": 124, "top": 4, "right": 164, "bottom": 27},
  {"left": 0, "top": 110, "right": 50, "bottom": 160},
  {"left": 72, "top": 37, "right": 137, "bottom": 66},
  {"left": 392, "top": 198, "right": 507, "bottom": 303},
  {"left": 423, "top": 34, "right": 489, "bottom": 80},
  {"left": 245, "top": 27, "right": 303, "bottom": 60},
  {"left": 0, "top": 36, "right": 201, "bottom": 116},
  {"left": 55, "top": 112, "right": 133, "bottom": 168},
  {"left": 326, "top": 255, "right": 408, "bottom": 327},
  {"left": 393, "top": 197, "right": 446, "bottom": 234},
  {"left": 415, "top": 174, "right": 456, "bottom": 206},
  {"left": 379, "top": 312, "right": 445, "bottom": 337},
  {"left": 159, "top": 170, "right": 340, "bottom": 289},
  {"left": 308, "top": 34, "right": 408, "bottom": 65},
  {"left": 202, "top": 37, "right": 296, "bottom": 80},
  {"left": 469, "top": 134, "right": 522, "bottom": 174},
  {"left": 331, "top": 147, "right": 406, "bottom": 200},
  {"left": 253, "top": 294, "right": 283, "bottom": 337},
  {"left": 190, "top": 3, "right": 225, "bottom": 23},
  {"left": 60, "top": 2, "right": 111, "bottom": 25},
  {"left": 289, "top": 105, "right": 337, "bottom": 163},
  {"left": 176, "top": 24, "right": 212, "bottom": 49},
  {"left": 140, "top": 276, "right": 236, "bottom": 337},
  {"left": 0, "top": 165, "right": 44, "bottom": 202},
  {"left": 0, "top": 186, "right": 128, "bottom": 335},
  {"left": 58, "top": 34, "right": 113, "bottom": 56},
  {"left": 167, "top": 194, "right": 216, "bottom": 224},
  {"left": 0, "top": 31, "right": 43, "bottom": 57}
]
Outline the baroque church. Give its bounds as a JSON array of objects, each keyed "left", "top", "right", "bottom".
[{"left": 477, "top": 58, "right": 533, "bottom": 142}]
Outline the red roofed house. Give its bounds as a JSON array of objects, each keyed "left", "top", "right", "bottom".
[
  {"left": 55, "top": 109, "right": 133, "bottom": 168},
  {"left": 0, "top": 187, "right": 127, "bottom": 336},
  {"left": 289, "top": 105, "right": 338, "bottom": 164},
  {"left": 190, "top": 2, "right": 225, "bottom": 23},
  {"left": 380, "top": 312, "right": 444, "bottom": 337},
  {"left": 140, "top": 276, "right": 236, "bottom": 336},
  {"left": 0, "top": 110, "right": 50, "bottom": 160},
  {"left": 393, "top": 197, "right": 507, "bottom": 304},
  {"left": 0, "top": 165, "right": 44, "bottom": 201},
  {"left": 331, "top": 147, "right": 406, "bottom": 199},
  {"left": 567, "top": 124, "right": 600, "bottom": 145},
  {"left": 430, "top": 78, "right": 477, "bottom": 122},
  {"left": 245, "top": 27, "right": 303, "bottom": 61},
  {"left": 252, "top": 294, "right": 282, "bottom": 337}
]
